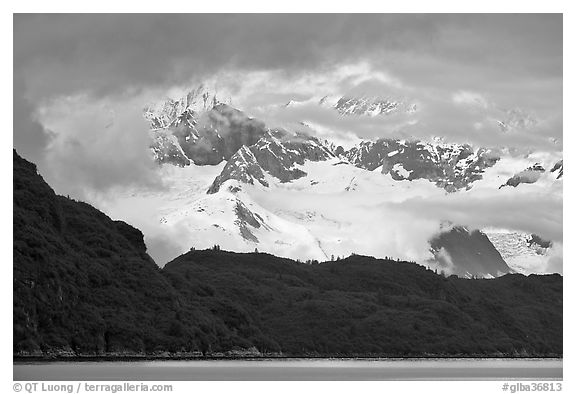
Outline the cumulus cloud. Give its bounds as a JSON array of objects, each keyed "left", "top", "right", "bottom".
[{"left": 34, "top": 92, "right": 166, "bottom": 199}]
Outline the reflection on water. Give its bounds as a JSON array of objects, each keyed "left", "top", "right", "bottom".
[{"left": 14, "top": 358, "right": 562, "bottom": 381}]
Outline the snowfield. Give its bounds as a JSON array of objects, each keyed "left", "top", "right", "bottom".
[
  {"left": 99, "top": 87, "right": 563, "bottom": 276},
  {"left": 100, "top": 149, "right": 562, "bottom": 277}
]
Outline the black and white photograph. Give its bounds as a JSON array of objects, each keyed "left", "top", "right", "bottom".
[{"left": 10, "top": 8, "right": 567, "bottom": 388}]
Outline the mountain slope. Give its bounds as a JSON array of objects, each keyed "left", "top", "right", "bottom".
[
  {"left": 146, "top": 87, "right": 269, "bottom": 166},
  {"left": 208, "top": 128, "right": 334, "bottom": 193},
  {"left": 344, "top": 139, "right": 500, "bottom": 192},
  {"left": 430, "top": 227, "right": 512, "bottom": 278},
  {"left": 138, "top": 87, "right": 562, "bottom": 277},
  {"left": 152, "top": 156, "right": 516, "bottom": 277},
  {"left": 286, "top": 93, "right": 418, "bottom": 117},
  {"left": 13, "top": 150, "right": 562, "bottom": 357},
  {"left": 13, "top": 150, "right": 259, "bottom": 356},
  {"left": 485, "top": 230, "right": 560, "bottom": 275}
]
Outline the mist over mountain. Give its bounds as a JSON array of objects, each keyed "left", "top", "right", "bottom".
[
  {"left": 129, "top": 85, "right": 562, "bottom": 277},
  {"left": 15, "top": 16, "right": 562, "bottom": 278}
]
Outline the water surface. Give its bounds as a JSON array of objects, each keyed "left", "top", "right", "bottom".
[{"left": 14, "top": 358, "right": 562, "bottom": 381}]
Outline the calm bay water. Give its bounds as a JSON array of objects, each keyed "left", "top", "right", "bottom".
[{"left": 14, "top": 358, "right": 562, "bottom": 381}]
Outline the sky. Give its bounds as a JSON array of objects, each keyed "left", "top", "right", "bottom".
[{"left": 13, "top": 14, "right": 563, "bottom": 268}]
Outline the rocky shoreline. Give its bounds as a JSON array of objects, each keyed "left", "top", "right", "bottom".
[{"left": 14, "top": 348, "right": 562, "bottom": 362}]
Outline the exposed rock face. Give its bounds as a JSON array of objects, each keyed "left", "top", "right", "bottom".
[
  {"left": 176, "top": 104, "right": 268, "bottom": 165},
  {"left": 551, "top": 160, "right": 563, "bottom": 179},
  {"left": 331, "top": 96, "right": 417, "bottom": 116},
  {"left": 149, "top": 129, "right": 191, "bottom": 167},
  {"left": 500, "top": 164, "right": 546, "bottom": 189},
  {"left": 285, "top": 94, "right": 417, "bottom": 117},
  {"left": 527, "top": 234, "right": 552, "bottom": 249},
  {"left": 144, "top": 87, "right": 509, "bottom": 193},
  {"left": 208, "top": 146, "right": 269, "bottom": 193},
  {"left": 146, "top": 88, "right": 269, "bottom": 166},
  {"left": 234, "top": 200, "right": 269, "bottom": 243},
  {"left": 143, "top": 84, "right": 224, "bottom": 129},
  {"left": 144, "top": 88, "right": 562, "bottom": 196},
  {"left": 430, "top": 226, "right": 512, "bottom": 278},
  {"left": 345, "top": 139, "right": 500, "bottom": 192},
  {"left": 208, "top": 129, "right": 334, "bottom": 193}
]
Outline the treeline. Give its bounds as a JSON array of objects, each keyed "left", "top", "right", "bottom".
[{"left": 162, "top": 250, "right": 561, "bottom": 357}]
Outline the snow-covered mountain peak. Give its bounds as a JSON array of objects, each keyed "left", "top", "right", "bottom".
[
  {"left": 146, "top": 93, "right": 269, "bottom": 166},
  {"left": 285, "top": 93, "right": 417, "bottom": 117},
  {"left": 333, "top": 95, "right": 417, "bottom": 117},
  {"left": 344, "top": 137, "right": 500, "bottom": 192},
  {"left": 207, "top": 128, "right": 335, "bottom": 194},
  {"left": 143, "top": 84, "right": 231, "bottom": 129},
  {"left": 137, "top": 87, "right": 562, "bottom": 277}
]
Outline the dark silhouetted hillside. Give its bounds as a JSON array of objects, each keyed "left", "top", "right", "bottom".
[
  {"left": 164, "top": 250, "right": 561, "bottom": 357},
  {"left": 13, "top": 150, "right": 242, "bottom": 356},
  {"left": 13, "top": 150, "right": 562, "bottom": 357}
]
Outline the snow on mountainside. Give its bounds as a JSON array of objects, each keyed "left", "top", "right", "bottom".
[
  {"left": 327, "top": 95, "right": 417, "bottom": 116},
  {"left": 466, "top": 151, "right": 563, "bottom": 193},
  {"left": 128, "top": 156, "right": 526, "bottom": 276},
  {"left": 344, "top": 139, "right": 500, "bottom": 192},
  {"left": 497, "top": 158, "right": 564, "bottom": 189},
  {"left": 208, "top": 128, "right": 334, "bottom": 193},
  {"left": 160, "top": 179, "right": 328, "bottom": 261},
  {"left": 289, "top": 92, "right": 539, "bottom": 133},
  {"left": 469, "top": 152, "right": 562, "bottom": 274},
  {"left": 136, "top": 85, "right": 562, "bottom": 276},
  {"left": 143, "top": 84, "right": 228, "bottom": 129},
  {"left": 144, "top": 87, "right": 266, "bottom": 166},
  {"left": 485, "top": 230, "right": 560, "bottom": 275},
  {"left": 285, "top": 94, "right": 418, "bottom": 117},
  {"left": 153, "top": 157, "right": 448, "bottom": 264},
  {"left": 499, "top": 163, "right": 546, "bottom": 189}
]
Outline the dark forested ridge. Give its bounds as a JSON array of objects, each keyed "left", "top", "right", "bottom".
[
  {"left": 13, "top": 150, "right": 562, "bottom": 358},
  {"left": 163, "top": 250, "right": 562, "bottom": 357},
  {"left": 13, "top": 149, "right": 186, "bottom": 356}
]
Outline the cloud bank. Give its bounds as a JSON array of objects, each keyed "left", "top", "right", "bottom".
[
  {"left": 13, "top": 14, "right": 562, "bottom": 271},
  {"left": 14, "top": 14, "right": 562, "bottom": 196}
]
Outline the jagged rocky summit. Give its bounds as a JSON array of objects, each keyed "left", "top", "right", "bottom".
[{"left": 140, "top": 86, "right": 562, "bottom": 278}]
